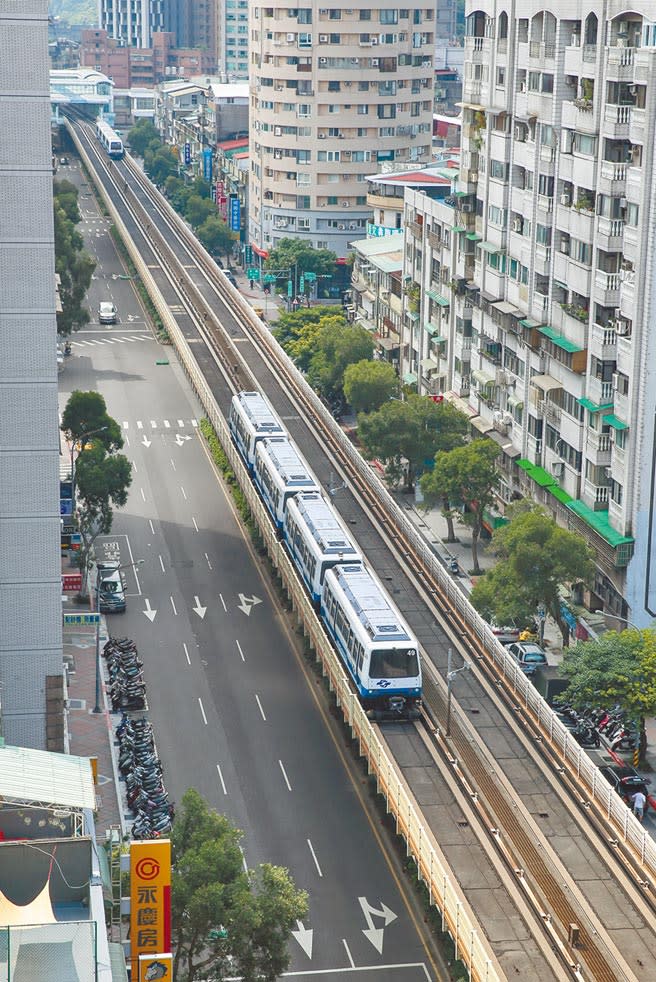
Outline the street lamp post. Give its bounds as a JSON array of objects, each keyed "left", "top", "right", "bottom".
[
  {"left": 445, "top": 647, "right": 471, "bottom": 738},
  {"left": 93, "top": 558, "right": 144, "bottom": 714}
]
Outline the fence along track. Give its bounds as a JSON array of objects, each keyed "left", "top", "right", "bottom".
[{"left": 70, "top": 130, "right": 504, "bottom": 982}]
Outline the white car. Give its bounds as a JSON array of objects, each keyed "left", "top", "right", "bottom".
[{"left": 98, "top": 301, "right": 118, "bottom": 324}]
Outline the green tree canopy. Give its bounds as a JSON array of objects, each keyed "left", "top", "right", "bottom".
[
  {"left": 61, "top": 390, "right": 124, "bottom": 454},
  {"left": 75, "top": 442, "right": 132, "bottom": 597},
  {"left": 127, "top": 119, "right": 160, "bottom": 157},
  {"left": 273, "top": 306, "right": 340, "bottom": 352},
  {"left": 185, "top": 194, "right": 216, "bottom": 230},
  {"left": 196, "top": 215, "right": 237, "bottom": 262},
  {"left": 264, "top": 238, "right": 337, "bottom": 288},
  {"left": 359, "top": 395, "right": 468, "bottom": 491},
  {"left": 560, "top": 629, "right": 656, "bottom": 760},
  {"left": 470, "top": 501, "right": 595, "bottom": 643},
  {"left": 421, "top": 439, "right": 500, "bottom": 573},
  {"left": 307, "top": 319, "right": 374, "bottom": 400},
  {"left": 144, "top": 143, "right": 178, "bottom": 186},
  {"left": 172, "top": 789, "right": 308, "bottom": 982},
  {"left": 54, "top": 181, "right": 95, "bottom": 337},
  {"left": 343, "top": 360, "right": 399, "bottom": 413}
]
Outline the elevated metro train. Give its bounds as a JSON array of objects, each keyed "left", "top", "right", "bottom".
[{"left": 96, "top": 119, "right": 125, "bottom": 159}]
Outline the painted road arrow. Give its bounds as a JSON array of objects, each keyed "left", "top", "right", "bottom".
[
  {"left": 358, "top": 897, "right": 397, "bottom": 954},
  {"left": 291, "top": 920, "right": 313, "bottom": 959},
  {"left": 141, "top": 435, "right": 152, "bottom": 448},
  {"left": 237, "top": 593, "right": 263, "bottom": 616},
  {"left": 192, "top": 596, "right": 207, "bottom": 619},
  {"left": 175, "top": 433, "right": 192, "bottom": 446},
  {"left": 142, "top": 598, "right": 157, "bottom": 622}
]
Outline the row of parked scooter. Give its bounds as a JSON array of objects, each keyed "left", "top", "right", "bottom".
[
  {"left": 105, "top": 635, "right": 147, "bottom": 712},
  {"left": 553, "top": 701, "right": 639, "bottom": 752},
  {"left": 105, "top": 637, "right": 173, "bottom": 838}
]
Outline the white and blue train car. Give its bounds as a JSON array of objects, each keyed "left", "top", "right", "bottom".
[
  {"left": 228, "top": 391, "right": 286, "bottom": 472},
  {"left": 96, "top": 118, "right": 125, "bottom": 159},
  {"left": 321, "top": 563, "right": 422, "bottom": 719},
  {"left": 283, "top": 490, "right": 362, "bottom": 602},
  {"left": 253, "top": 437, "right": 319, "bottom": 529}
]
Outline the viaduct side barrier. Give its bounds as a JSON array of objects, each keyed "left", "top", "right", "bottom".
[{"left": 73, "top": 130, "right": 504, "bottom": 982}]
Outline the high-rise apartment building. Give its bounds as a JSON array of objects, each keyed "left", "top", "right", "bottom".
[
  {"left": 248, "top": 2, "right": 435, "bottom": 257},
  {"left": 99, "top": 0, "right": 165, "bottom": 49},
  {"left": 401, "top": 3, "right": 656, "bottom": 625},
  {"left": 1, "top": 0, "right": 64, "bottom": 748}
]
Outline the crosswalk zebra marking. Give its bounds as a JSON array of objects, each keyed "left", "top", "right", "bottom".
[
  {"left": 137, "top": 421, "right": 143, "bottom": 430},
  {"left": 163, "top": 420, "right": 171, "bottom": 428}
]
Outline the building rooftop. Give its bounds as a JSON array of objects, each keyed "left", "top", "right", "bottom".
[
  {"left": 0, "top": 744, "right": 96, "bottom": 813},
  {"left": 367, "top": 167, "right": 452, "bottom": 188}
]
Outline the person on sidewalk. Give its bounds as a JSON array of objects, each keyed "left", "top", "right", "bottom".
[{"left": 631, "top": 790, "right": 646, "bottom": 822}]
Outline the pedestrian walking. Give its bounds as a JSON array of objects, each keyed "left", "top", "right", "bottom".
[
  {"left": 249, "top": 278, "right": 254, "bottom": 289},
  {"left": 631, "top": 790, "right": 646, "bottom": 822}
]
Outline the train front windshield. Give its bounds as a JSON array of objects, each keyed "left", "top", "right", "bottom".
[{"left": 370, "top": 648, "right": 419, "bottom": 679}]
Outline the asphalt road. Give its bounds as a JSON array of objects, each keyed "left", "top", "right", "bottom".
[{"left": 59, "top": 158, "right": 438, "bottom": 980}]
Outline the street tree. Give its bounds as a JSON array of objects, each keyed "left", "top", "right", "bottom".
[
  {"left": 470, "top": 501, "right": 595, "bottom": 644},
  {"left": 421, "top": 439, "right": 500, "bottom": 573},
  {"left": 171, "top": 789, "right": 308, "bottom": 982},
  {"left": 359, "top": 395, "right": 468, "bottom": 493},
  {"left": 185, "top": 194, "right": 216, "bottom": 230},
  {"left": 559, "top": 629, "right": 656, "bottom": 760},
  {"left": 74, "top": 442, "right": 132, "bottom": 599},
  {"left": 127, "top": 119, "right": 160, "bottom": 157},
  {"left": 274, "top": 306, "right": 339, "bottom": 349},
  {"left": 61, "top": 390, "right": 124, "bottom": 454},
  {"left": 144, "top": 143, "right": 178, "bottom": 186},
  {"left": 343, "top": 360, "right": 398, "bottom": 413},
  {"left": 54, "top": 182, "right": 95, "bottom": 337},
  {"left": 196, "top": 215, "right": 237, "bottom": 263},
  {"left": 307, "top": 318, "right": 374, "bottom": 400},
  {"left": 264, "top": 238, "right": 337, "bottom": 291}
]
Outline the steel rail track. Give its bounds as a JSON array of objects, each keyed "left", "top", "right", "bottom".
[{"left": 70, "top": 120, "right": 656, "bottom": 980}]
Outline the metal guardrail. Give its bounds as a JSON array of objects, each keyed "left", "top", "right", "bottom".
[{"left": 70, "top": 135, "right": 505, "bottom": 982}]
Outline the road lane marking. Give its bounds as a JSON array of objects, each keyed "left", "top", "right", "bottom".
[
  {"left": 170, "top": 595, "right": 178, "bottom": 616},
  {"left": 132, "top": 461, "right": 138, "bottom": 473},
  {"left": 238, "top": 845, "right": 248, "bottom": 873},
  {"left": 192, "top": 516, "right": 199, "bottom": 532},
  {"left": 216, "top": 764, "right": 227, "bottom": 795},
  {"left": 170, "top": 458, "right": 176, "bottom": 471},
  {"left": 219, "top": 592, "right": 226, "bottom": 610},
  {"left": 125, "top": 435, "right": 130, "bottom": 448},
  {"left": 198, "top": 698, "right": 208, "bottom": 725},
  {"left": 279, "top": 760, "right": 292, "bottom": 791},
  {"left": 306, "top": 839, "right": 323, "bottom": 877},
  {"left": 343, "top": 940, "right": 355, "bottom": 968},
  {"left": 236, "top": 639, "right": 245, "bottom": 662},
  {"left": 255, "top": 694, "right": 267, "bottom": 721},
  {"left": 149, "top": 519, "right": 155, "bottom": 535},
  {"left": 159, "top": 555, "right": 165, "bottom": 573},
  {"left": 137, "top": 420, "right": 143, "bottom": 429},
  {"left": 181, "top": 486, "right": 187, "bottom": 500},
  {"left": 183, "top": 643, "right": 191, "bottom": 665},
  {"left": 277, "top": 962, "right": 431, "bottom": 977},
  {"left": 163, "top": 419, "right": 170, "bottom": 428},
  {"left": 140, "top": 488, "right": 146, "bottom": 502}
]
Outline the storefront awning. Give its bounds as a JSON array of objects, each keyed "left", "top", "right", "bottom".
[{"left": 530, "top": 374, "right": 562, "bottom": 393}]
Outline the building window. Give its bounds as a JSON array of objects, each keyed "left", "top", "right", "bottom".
[
  {"left": 496, "top": 66, "right": 505, "bottom": 86},
  {"left": 380, "top": 9, "right": 398, "bottom": 24}
]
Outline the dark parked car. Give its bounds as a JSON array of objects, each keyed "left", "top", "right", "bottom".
[
  {"left": 599, "top": 764, "right": 650, "bottom": 811},
  {"left": 505, "top": 641, "right": 548, "bottom": 675},
  {"left": 97, "top": 561, "right": 126, "bottom": 613}
]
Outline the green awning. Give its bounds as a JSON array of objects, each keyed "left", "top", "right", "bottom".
[
  {"left": 577, "top": 397, "right": 614, "bottom": 413},
  {"left": 517, "top": 458, "right": 533, "bottom": 473},
  {"left": 453, "top": 190, "right": 471, "bottom": 197},
  {"left": 507, "top": 395, "right": 523, "bottom": 410},
  {"left": 466, "top": 232, "right": 482, "bottom": 241},
  {"left": 471, "top": 369, "right": 494, "bottom": 390},
  {"left": 538, "top": 325, "right": 584, "bottom": 353},
  {"left": 407, "top": 310, "right": 419, "bottom": 322},
  {"left": 566, "top": 501, "right": 634, "bottom": 548},
  {"left": 402, "top": 371, "right": 418, "bottom": 385},
  {"left": 547, "top": 485, "right": 573, "bottom": 504},
  {"left": 531, "top": 465, "right": 557, "bottom": 488},
  {"left": 427, "top": 290, "right": 450, "bottom": 307},
  {"left": 424, "top": 323, "right": 445, "bottom": 341},
  {"left": 451, "top": 224, "right": 466, "bottom": 233},
  {"left": 520, "top": 317, "right": 541, "bottom": 328},
  {"left": 479, "top": 241, "right": 502, "bottom": 253},
  {"left": 602, "top": 413, "right": 628, "bottom": 430}
]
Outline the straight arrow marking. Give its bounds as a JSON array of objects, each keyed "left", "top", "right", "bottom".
[
  {"left": 143, "top": 598, "right": 157, "bottom": 622},
  {"left": 291, "top": 920, "right": 313, "bottom": 959},
  {"left": 192, "top": 596, "right": 207, "bottom": 619},
  {"left": 142, "top": 435, "right": 152, "bottom": 448}
]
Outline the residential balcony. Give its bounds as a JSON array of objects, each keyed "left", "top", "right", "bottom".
[
  {"left": 629, "top": 107, "right": 646, "bottom": 145},
  {"left": 622, "top": 223, "right": 638, "bottom": 264},
  {"left": 602, "top": 103, "right": 632, "bottom": 139},
  {"left": 463, "top": 78, "right": 482, "bottom": 102},
  {"left": 583, "top": 479, "right": 610, "bottom": 510},
  {"left": 563, "top": 42, "right": 597, "bottom": 75},
  {"left": 555, "top": 202, "right": 594, "bottom": 241},
  {"left": 588, "top": 377, "right": 614, "bottom": 405},
  {"left": 634, "top": 47, "right": 656, "bottom": 82},
  {"left": 554, "top": 252, "right": 591, "bottom": 297},
  {"left": 590, "top": 321, "right": 617, "bottom": 360},
  {"left": 464, "top": 35, "right": 492, "bottom": 62},
  {"left": 585, "top": 430, "right": 612, "bottom": 467},
  {"left": 594, "top": 269, "right": 621, "bottom": 306},
  {"left": 598, "top": 160, "right": 627, "bottom": 196},
  {"left": 561, "top": 100, "right": 598, "bottom": 135},
  {"left": 428, "top": 230, "right": 442, "bottom": 251},
  {"left": 537, "top": 398, "right": 561, "bottom": 426},
  {"left": 619, "top": 270, "right": 636, "bottom": 319},
  {"left": 407, "top": 220, "right": 423, "bottom": 239},
  {"left": 534, "top": 243, "right": 551, "bottom": 276},
  {"left": 528, "top": 39, "right": 556, "bottom": 64},
  {"left": 626, "top": 165, "right": 643, "bottom": 203},
  {"left": 527, "top": 90, "right": 554, "bottom": 119},
  {"left": 606, "top": 44, "right": 636, "bottom": 80},
  {"left": 596, "top": 216, "right": 624, "bottom": 252},
  {"left": 536, "top": 193, "right": 553, "bottom": 217},
  {"left": 538, "top": 143, "right": 556, "bottom": 175}
]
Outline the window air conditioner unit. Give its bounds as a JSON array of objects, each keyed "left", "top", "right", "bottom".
[
  {"left": 342, "top": 201, "right": 350, "bottom": 207},
  {"left": 614, "top": 307, "right": 622, "bottom": 318},
  {"left": 319, "top": 56, "right": 327, "bottom": 63},
  {"left": 519, "top": 81, "right": 526, "bottom": 92},
  {"left": 319, "top": 34, "right": 329, "bottom": 42},
  {"left": 318, "top": 133, "right": 326, "bottom": 138},
  {"left": 560, "top": 238, "right": 569, "bottom": 253},
  {"left": 560, "top": 191, "right": 571, "bottom": 206},
  {"left": 372, "top": 58, "right": 379, "bottom": 66},
  {"left": 338, "top": 223, "right": 345, "bottom": 229},
  {"left": 514, "top": 125, "right": 524, "bottom": 140},
  {"left": 551, "top": 461, "right": 564, "bottom": 477},
  {"left": 461, "top": 202, "right": 473, "bottom": 212},
  {"left": 287, "top": 33, "right": 296, "bottom": 41},
  {"left": 615, "top": 321, "right": 630, "bottom": 336},
  {"left": 274, "top": 126, "right": 282, "bottom": 135},
  {"left": 619, "top": 197, "right": 627, "bottom": 209},
  {"left": 371, "top": 37, "right": 378, "bottom": 44},
  {"left": 512, "top": 217, "right": 522, "bottom": 232},
  {"left": 470, "top": 172, "right": 479, "bottom": 182},
  {"left": 612, "top": 372, "right": 619, "bottom": 389}
]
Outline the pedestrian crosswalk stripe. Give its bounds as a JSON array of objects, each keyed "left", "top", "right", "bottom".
[
  {"left": 121, "top": 419, "right": 198, "bottom": 431},
  {"left": 163, "top": 420, "right": 171, "bottom": 428},
  {"left": 191, "top": 419, "right": 198, "bottom": 427},
  {"left": 150, "top": 421, "right": 157, "bottom": 428},
  {"left": 123, "top": 422, "right": 129, "bottom": 429},
  {"left": 137, "top": 421, "right": 143, "bottom": 429},
  {"left": 178, "top": 419, "right": 184, "bottom": 427}
]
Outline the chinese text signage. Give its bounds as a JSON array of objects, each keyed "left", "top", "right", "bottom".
[{"left": 130, "top": 839, "right": 171, "bottom": 977}]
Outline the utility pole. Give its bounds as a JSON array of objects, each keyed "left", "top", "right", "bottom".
[{"left": 445, "top": 647, "right": 470, "bottom": 738}]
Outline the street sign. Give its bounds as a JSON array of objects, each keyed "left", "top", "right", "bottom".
[
  {"left": 263, "top": 273, "right": 277, "bottom": 285},
  {"left": 229, "top": 195, "right": 241, "bottom": 231},
  {"left": 304, "top": 271, "right": 317, "bottom": 283},
  {"left": 247, "top": 268, "right": 260, "bottom": 280},
  {"left": 299, "top": 274, "right": 305, "bottom": 293},
  {"left": 287, "top": 279, "right": 293, "bottom": 298},
  {"left": 184, "top": 142, "right": 191, "bottom": 165},
  {"left": 63, "top": 612, "right": 100, "bottom": 626},
  {"left": 62, "top": 572, "right": 82, "bottom": 592},
  {"left": 244, "top": 245, "right": 253, "bottom": 264}
]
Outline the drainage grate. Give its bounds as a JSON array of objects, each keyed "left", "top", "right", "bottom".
[
  {"left": 538, "top": 812, "right": 549, "bottom": 818},
  {"left": 68, "top": 699, "right": 86, "bottom": 710},
  {"left": 457, "top": 819, "right": 469, "bottom": 828}
]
